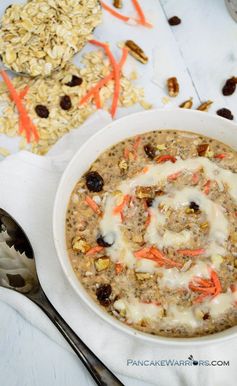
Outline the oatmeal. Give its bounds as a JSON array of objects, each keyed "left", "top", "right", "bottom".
[
  {"left": 0, "top": 0, "right": 102, "bottom": 77},
  {"left": 66, "top": 130, "right": 237, "bottom": 337}
]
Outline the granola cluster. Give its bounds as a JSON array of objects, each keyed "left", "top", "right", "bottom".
[
  {"left": 0, "top": 50, "right": 145, "bottom": 155},
  {"left": 0, "top": 0, "right": 102, "bottom": 77}
]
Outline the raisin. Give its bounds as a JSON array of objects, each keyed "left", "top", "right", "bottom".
[
  {"left": 144, "top": 144, "right": 156, "bottom": 159},
  {"left": 216, "top": 108, "right": 234, "bottom": 120},
  {"left": 85, "top": 171, "right": 104, "bottom": 192},
  {"left": 60, "top": 95, "right": 72, "bottom": 110},
  {"left": 35, "top": 104, "right": 49, "bottom": 118},
  {"left": 168, "top": 16, "right": 181, "bottom": 26},
  {"left": 97, "top": 235, "right": 114, "bottom": 247},
  {"left": 65, "top": 75, "right": 83, "bottom": 87},
  {"left": 146, "top": 198, "right": 154, "bottom": 207},
  {"left": 189, "top": 201, "right": 199, "bottom": 212},
  {"left": 203, "top": 313, "right": 210, "bottom": 320},
  {"left": 222, "top": 77, "right": 237, "bottom": 96},
  {"left": 96, "top": 284, "right": 112, "bottom": 306}
]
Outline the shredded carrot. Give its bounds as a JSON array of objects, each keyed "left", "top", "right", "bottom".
[
  {"left": 210, "top": 269, "right": 222, "bottom": 295},
  {"left": 177, "top": 248, "right": 205, "bottom": 257},
  {"left": 19, "top": 86, "right": 29, "bottom": 99},
  {"left": 0, "top": 70, "right": 39, "bottom": 143},
  {"left": 142, "top": 300, "right": 161, "bottom": 306},
  {"left": 134, "top": 247, "right": 151, "bottom": 258},
  {"left": 113, "top": 194, "right": 131, "bottom": 215},
  {"left": 100, "top": 0, "right": 152, "bottom": 27},
  {"left": 193, "top": 277, "right": 213, "bottom": 287},
  {"left": 86, "top": 246, "right": 104, "bottom": 256},
  {"left": 94, "top": 91, "right": 101, "bottom": 109},
  {"left": 124, "top": 147, "right": 130, "bottom": 160},
  {"left": 189, "top": 284, "right": 216, "bottom": 294},
  {"left": 150, "top": 247, "right": 182, "bottom": 268},
  {"left": 85, "top": 196, "right": 102, "bottom": 216},
  {"left": 132, "top": 0, "right": 146, "bottom": 24},
  {"left": 144, "top": 210, "right": 151, "bottom": 228},
  {"left": 115, "top": 262, "right": 124, "bottom": 274},
  {"left": 156, "top": 155, "right": 177, "bottom": 164},
  {"left": 142, "top": 166, "right": 149, "bottom": 174},
  {"left": 214, "top": 153, "right": 226, "bottom": 159},
  {"left": 167, "top": 171, "right": 182, "bottom": 182},
  {"left": 133, "top": 135, "right": 141, "bottom": 159},
  {"left": 85, "top": 41, "right": 127, "bottom": 118},
  {"left": 203, "top": 180, "right": 211, "bottom": 195},
  {"left": 192, "top": 171, "right": 199, "bottom": 185}
]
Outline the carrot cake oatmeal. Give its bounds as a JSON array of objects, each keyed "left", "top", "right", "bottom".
[{"left": 66, "top": 130, "right": 237, "bottom": 337}]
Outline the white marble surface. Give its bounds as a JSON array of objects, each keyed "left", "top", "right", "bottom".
[{"left": 1, "top": 1, "right": 237, "bottom": 386}]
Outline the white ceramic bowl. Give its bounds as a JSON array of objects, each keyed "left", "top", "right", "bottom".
[{"left": 53, "top": 108, "right": 237, "bottom": 346}]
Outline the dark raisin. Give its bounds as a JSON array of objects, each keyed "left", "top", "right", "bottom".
[
  {"left": 86, "top": 171, "right": 104, "bottom": 192},
  {"left": 97, "top": 235, "right": 113, "bottom": 247},
  {"left": 216, "top": 108, "right": 234, "bottom": 120},
  {"left": 65, "top": 75, "right": 83, "bottom": 87},
  {"left": 203, "top": 313, "right": 210, "bottom": 320},
  {"left": 146, "top": 198, "right": 154, "bottom": 207},
  {"left": 7, "top": 273, "right": 25, "bottom": 288},
  {"left": 60, "top": 95, "right": 72, "bottom": 110},
  {"left": 144, "top": 144, "right": 156, "bottom": 159},
  {"left": 96, "top": 284, "right": 112, "bottom": 306},
  {"left": 222, "top": 77, "right": 237, "bottom": 96},
  {"left": 35, "top": 105, "right": 49, "bottom": 118},
  {"left": 189, "top": 201, "right": 199, "bottom": 212},
  {"left": 168, "top": 16, "right": 181, "bottom": 26}
]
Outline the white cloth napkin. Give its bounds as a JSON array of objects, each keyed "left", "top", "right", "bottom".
[{"left": 0, "top": 110, "right": 236, "bottom": 386}]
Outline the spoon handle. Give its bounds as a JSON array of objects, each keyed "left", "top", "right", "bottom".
[{"left": 30, "top": 289, "right": 124, "bottom": 386}]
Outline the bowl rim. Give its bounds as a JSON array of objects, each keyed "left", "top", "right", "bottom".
[{"left": 53, "top": 108, "right": 237, "bottom": 346}]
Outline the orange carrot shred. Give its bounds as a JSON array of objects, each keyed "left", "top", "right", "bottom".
[
  {"left": 132, "top": 0, "right": 146, "bottom": 24},
  {"left": 115, "top": 262, "right": 124, "bottom": 274},
  {"left": 167, "top": 171, "right": 182, "bottom": 182},
  {"left": 113, "top": 194, "right": 131, "bottom": 215},
  {"left": 85, "top": 196, "right": 102, "bottom": 216},
  {"left": 100, "top": 0, "right": 153, "bottom": 27},
  {"left": 86, "top": 246, "right": 104, "bottom": 256},
  {"left": 0, "top": 70, "right": 39, "bottom": 143},
  {"left": 203, "top": 180, "right": 211, "bottom": 195},
  {"left": 210, "top": 269, "right": 222, "bottom": 295},
  {"left": 19, "top": 86, "right": 29, "bottom": 99},
  {"left": 156, "top": 155, "right": 177, "bottom": 164},
  {"left": 192, "top": 171, "right": 199, "bottom": 185},
  {"left": 94, "top": 92, "right": 101, "bottom": 109},
  {"left": 177, "top": 248, "right": 205, "bottom": 257},
  {"left": 214, "top": 153, "right": 226, "bottom": 159},
  {"left": 134, "top": 247, "right": 151, "bottom": 258},
  {"left": 144, "top": 210, "right": 151, "bottom": 228}
]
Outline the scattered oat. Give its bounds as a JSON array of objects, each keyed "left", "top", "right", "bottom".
[
  {"left": 0, "top": 0, "right": 102, "bottom": 77},
  {"left": 179, "top": 98, "right": 193, "bottom": 109},
  {"left": 197, "top": 101, "right": 213, "bottom": 112}
]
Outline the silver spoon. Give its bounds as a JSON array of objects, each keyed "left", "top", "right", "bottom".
[{"left": 0, "top": 208, "right": 124, "bottom": 386}]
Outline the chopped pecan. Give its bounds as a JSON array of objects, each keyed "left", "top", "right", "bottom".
[
  {"left": 113, "top": 0, "right": 123, "bottom": 8},
  {"left": 125, "top": 40, "right": 148, "bottom": 64},
  {"left": 197, "top": 143, "right": 209, "bottom": 156},
  {"left": 197, "top": 100, "right": 213, "bottom": 112},
  {"left": 135, "top": 186, "right": 155, "bottom": 199},
  {"left": 179, "top": 98, "right": 193, "bottom": 109},
  {"left": 72, "top": 238, "right": 90, "bottom": 253},
  {"left": 167, "top": 77, "right": 179, "bottom": 97},
  {"left": 94, "top": 257, "right": 110, "bottom": 272}
]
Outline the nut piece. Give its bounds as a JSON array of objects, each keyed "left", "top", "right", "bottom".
[
  {"left": 197, "top": 143, "right": 209, "bottom": 156},
  {"left": 197, "top": 100, "right": 213, "bottom": 112},
  {"left": 72, "top": 238, "right": 90, "bottom": 253},
  {"left": 94, "top": 256, "right": 110, "bottom": 272},
  {"left": 167, "top": 77, "right": 179, "bottom": 97},
  {"left": 179, "top": 98, "right": 193, "bottom": 109},
  {"left": 200, "top": 222, "right": 209, "bottom": 230},
  {"left": 125, "top": 40, "right": 148, "bottom": 64},
  {"left": 113, "top": 0, "right": 123, "bottom": 8},
  {"left": 118, "top": 159, "right": 128, "bottom": 171},
  {"left": 135, "top": 186, "right": 155, "bottom": 199},
  {"left": 135, "top": 272, "right": 153, "bottom": 281}
]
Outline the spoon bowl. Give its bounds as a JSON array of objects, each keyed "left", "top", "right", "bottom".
[{"left": 0, "top": 208, "right": 123, "bottom": 386}]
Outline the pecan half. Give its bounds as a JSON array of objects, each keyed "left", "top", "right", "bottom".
[
  {"left": 179, "top": 98, "right": 193, "bottom": 109},
  {"left": 197, "top": 143, "right": 209, "bottom": 156},
  {"left": 125, "top": 40, "right": 148, "bottom": 64},
  {"left": 113, "top": 0, "right": 123, "bottom": 8},
  {"left": 135, "top": 186, "right": 155, "bottom": 199},
  {"left": 197, "top": 100, "right": 213, "bottom": 112},
  {"left": 167, "top": 77, "right": 179, "bottom": 97}
]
